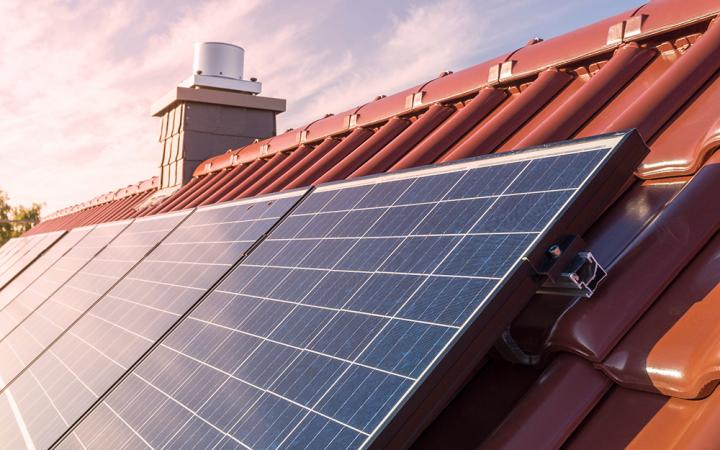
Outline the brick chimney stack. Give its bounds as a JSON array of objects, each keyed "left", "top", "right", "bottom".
[{"left": 151, "top": 42, "right": 286, "bottom": 190}]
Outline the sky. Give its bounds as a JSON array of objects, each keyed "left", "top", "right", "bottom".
[{"left": 0, "top": 0, "right": 644, "bottom": 215}]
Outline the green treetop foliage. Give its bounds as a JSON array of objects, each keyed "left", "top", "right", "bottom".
[{"left": 0, "top": 190, "right": 42, "bottom": 246}]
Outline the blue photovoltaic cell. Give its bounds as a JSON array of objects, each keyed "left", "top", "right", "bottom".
[
  {"left": 0, "top": 190, "right": 307, "bottom": 450},
  {"left": 0, "top": 237, "right": 33, "bottom": 275},
  {"left": 0, "top": 231, "right": 65, "bottom": 289},
  {"left": 60, "top": 135, "right": 622, "bottom": 450},
  {"left": 0, "top": 229, "right": 93, "bottom": 311},
  {"left": 0, "top": 237, "right": 23, "bottom": 261},
  {"left": 0, "top": 224, "right": 126, "bottom": 337},
  {"left": 0, "top": 231, "right": 66, "bottom": 291},
  {"left": 0, "top": 211, "right": 191, "bottom": 390}
]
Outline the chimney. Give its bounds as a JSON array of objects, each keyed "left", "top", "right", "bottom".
[{"left": 151, "top": 42, "right": 286, "bottom": 189}]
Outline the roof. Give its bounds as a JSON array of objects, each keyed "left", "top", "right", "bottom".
[{"left": 16, "top": 0, "right": 720, "bottom": 447}]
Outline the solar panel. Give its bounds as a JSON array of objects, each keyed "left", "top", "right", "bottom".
[
  {"left": 0, "top": 231, "right": 66, "bottom": 291},
  {"left": 0, "top": 236, "right": 42, "bottom": 274},
  {"left": 0, "top": 223, "right": 129, "bottom": 340},
  {"left": 54, "top": 132, "right": 646, "bottom": 449},
  {"left": 0, "top": 237, "right": 19, "bottom": 253},
  {"left": 0, "top": 236, "right": 47, "bottom": 284},
  {"left": 0, "top": 190, "right": 308, "bottom": 449},
  {"left": 0, "top": 238, "right": 25, "bottom": 264},
  {"left": 0, "top": 229, "right": 94, "bottom": 310},
  {"left": 0, "top": 211, "right": 191, "bottom": 392}
]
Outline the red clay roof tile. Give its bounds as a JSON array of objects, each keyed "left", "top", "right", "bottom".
[
  {"left": 515, "top": 44, "right": 655, "bottom": 148},
  {"left": 545, "top": 152, "right": 720, "bottom": 361},
  {"left": 241, "top": 146, "right": 311, "bottom": 198},
  {"left": 391, "top": 87, "right": 507, "bottom": 168},
  {"left": 567, "top": 385, "right": 720, "bottom": 449},
  {"left": 283, "top": 127, "right": 374, "bottom": 190},
  {"left": 479, "top": 354, "right": 611, "bottom": 450},
  {"left": 353, "top": 86, "right": 421, "bottom": 127},
  {"left": 315, "top": 118, "right": 410, "bottom": 183},
  {"left": 303, "top": 107, "right": 360, "bottom": 142},
  {"left": 225, "top": 153, "right": 288, "bottom": 200},
  {"left": 600, "top": 230, "right": 720, "bottom": 399},
  {"left": 351, "top": 105, "right": 454, "bottom": 177},
  {"left": 633, "top": 0, "right": 720, "bottom": 37},
  {"left": 503, "top": 9, "right": 636, "bottom": 77}
]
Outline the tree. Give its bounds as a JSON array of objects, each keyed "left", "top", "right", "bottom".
[{"left": 0, "top": 190, "right": 42, "bottom": 245}]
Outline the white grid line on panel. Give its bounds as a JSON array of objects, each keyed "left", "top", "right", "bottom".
[
  {"left": 289, "top": 187, "right": 576, "bottom": 218},
  {"left": 237, "top": 265, "right": 502, "bottom": 281},
  {"left": 212, "top": 290, "right": 461, "bottom": 330},
  {"left": 267, "top": 231, "right": 540, "bottom": 241}
]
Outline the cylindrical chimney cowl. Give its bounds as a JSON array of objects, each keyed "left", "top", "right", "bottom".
[{"left": 193, "top": 42, "right": 245, "bottom": 80}]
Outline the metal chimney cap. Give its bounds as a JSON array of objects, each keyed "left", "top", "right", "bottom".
[
  {"left": 193, "top": 42, "right": 245, "bottom": 80},
  {"left": 180, "top": 42, "right": 262, "bottom": 94}
]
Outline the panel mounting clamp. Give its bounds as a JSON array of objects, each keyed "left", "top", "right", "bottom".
[{"left": 523, "top": 235, "right": 607, "bottom": 298}]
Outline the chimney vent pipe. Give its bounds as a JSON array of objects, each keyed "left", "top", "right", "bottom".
[{"left": 193, "top": 42, "right": 244, "bottom": 80}]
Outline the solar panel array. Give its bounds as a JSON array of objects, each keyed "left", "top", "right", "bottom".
[
  {"left": 0, "top": 133, "right": 638, "bottom": 450},
  {"left": 0, "top": 228, "right": 94, "bottom": 310},
  {"left": 0, "top": 190, "right": 308, "bottom": 449},
  {"left": 0, "top": 238, "right": 22, "bottom": 261},
  {"left": 0, "top": 223, "right": 129, "bottom": 341},
  {"left": 0, "top": 212, "right": 191, "bottom": 393},
  {"left": 0, "top": 238, "right": 30, "bottom": 281},
  {"left": 0, "top": 235, "right": 43, "bottom": 275},
  {"left": 0, "top": 238, "right": 30, "bottom": 274},
  {"left": 54, "top": 135, "right": 624, "bottom": 450},
  {"left": 0, "top": 231, "right": 65, "bottom": 290}
]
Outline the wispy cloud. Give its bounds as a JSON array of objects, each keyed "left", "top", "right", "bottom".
[{"left": 0, "top": 0, "right": 642, "bottom": 214}]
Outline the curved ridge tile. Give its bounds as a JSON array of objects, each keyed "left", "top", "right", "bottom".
[
  {"left": 240, "top": 146, "right": 312, "bottom": 198},
  {"left": 508, "top": 9, "right": 636, "bottom": 77},
  {"left": 192, "top": 149, "right": 237, "bottom": 176},
  {"left": 576, "top": 49, "right": 672, "bottom": 138},
  {"left": 354, "top": 86, "right": 420, "bottom": 127},
  {"left": 259, "top": 138, "right": 340, "bottom": 194},
  {"left": 197, "top": 163, "right": 253, "bottom": 206},
  {"left": 284, "top": 127, "right": 374, "bottom": 189},
  {"left": 315, "top": 117, "right": 411, "bottom": 183},
  {"left": 633, "top": 0, "right": 720, "bottom": 38},
  {"left": 351, "top": 104, "right": 454, "bottom": 177},
  {"left": 223, "top": 153, "right": 288, "bottom": 200},
  {"left": 304, "top": 107, "right": 360, "bottom": 142},
  {"left": 421, "top": 60, "right": 503, "bottom": 104}
]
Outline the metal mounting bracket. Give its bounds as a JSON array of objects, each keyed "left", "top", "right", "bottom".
[
  {"left": 538, "top": 251, "right": 607, "bottom": 298},
  {"left": 523, "top": 235, "right": 607, "bottom": 298}
]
